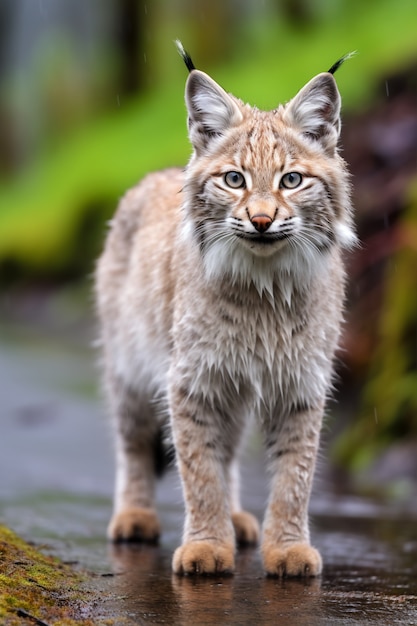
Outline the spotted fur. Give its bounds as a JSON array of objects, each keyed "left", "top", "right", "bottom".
[{"left": 95, "top": 53, "right": 355, "bottom": 576}]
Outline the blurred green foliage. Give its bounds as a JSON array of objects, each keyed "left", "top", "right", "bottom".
[
  {"left": 336, "top": 183, "right": 417, "bottom": 471},
  {"left": 0, "top": 0, "right": 417, "bottom": 280}
]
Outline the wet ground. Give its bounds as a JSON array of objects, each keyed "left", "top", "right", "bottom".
[{"left": 1, "top": 303, "right": 417, "bottom": 625}]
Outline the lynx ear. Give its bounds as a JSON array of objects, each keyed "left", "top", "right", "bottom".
[
  {"left": 185, "top": 70, "right": 243, "bottom": 154},
  {"left": 284, "top": 73, "right": 341, "bottom": 154}
]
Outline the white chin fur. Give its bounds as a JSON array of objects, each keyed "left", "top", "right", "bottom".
[{"left": 202, "top": 236, "right": 323, "bottom": 298}]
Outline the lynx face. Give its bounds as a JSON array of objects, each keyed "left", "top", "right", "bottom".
[{"left": 182, "top": 69, "right": 356, "bottom": 292}]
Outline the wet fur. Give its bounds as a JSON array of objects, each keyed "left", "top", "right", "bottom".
[{"left": 95, "top": 55, "right": 355, "bottom": 576}]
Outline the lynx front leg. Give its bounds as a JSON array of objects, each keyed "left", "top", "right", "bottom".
[
  {"left": 170, "top": 388, "right": 239, "bottom": 576},
  {"left": 261, "top": 404, "right": 323, "bottom": 577},
  {"left": 107, "top": 380, "right": 161, "bottom": 543}
]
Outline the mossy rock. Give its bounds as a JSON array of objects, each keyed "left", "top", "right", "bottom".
[{"left": 0, "top": 525, "right": 111, "bottom": 625}]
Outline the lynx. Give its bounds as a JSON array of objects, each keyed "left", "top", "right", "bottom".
[{"left": 95, "top": 43, "right": 356, "bottom": 577}]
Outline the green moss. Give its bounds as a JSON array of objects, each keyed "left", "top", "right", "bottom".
[{"left": 0, "top": 525, "right": 97, "bottom": 625}]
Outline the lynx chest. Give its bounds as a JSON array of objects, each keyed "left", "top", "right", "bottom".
[{"left": 171, "top": 282, "right": 335, "bottom": 414}]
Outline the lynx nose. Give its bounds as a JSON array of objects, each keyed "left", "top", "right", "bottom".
[{"left": 250, "top": 213, "right": 273, "bottom": 233}]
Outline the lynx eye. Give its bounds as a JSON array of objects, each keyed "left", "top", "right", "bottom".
[
  {"left": 280, "top": 172, "right": 302, "bottom": 189},
  {"left": 224, "top": 171, "right": 245, "bottom": 189}
]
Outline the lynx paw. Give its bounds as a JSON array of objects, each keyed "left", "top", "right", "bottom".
[
  {"left": 262, "top": 543, "right": 322, "bottom": 577},
  {"left": 172, "top": 541, "right": 235, "bottom": 576},
  {"left": 107, "top": 507, "right": 160, "bottom": 543},
  {"left": 232, "top": 511, "right": 260, "bottom": 546}
]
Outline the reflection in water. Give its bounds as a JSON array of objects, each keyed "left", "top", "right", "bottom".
[
  {"left": 172, "top": 573, "right": 323, "bottom": 626},
  {"left": 109, "top": 543, "right": 181, "bottom": 623},
  {"left": 109, "top": 543, "right": 325, "bottom": 626},
  {"left": 106, "top": 517, "right": 417, "bottom": 626}
]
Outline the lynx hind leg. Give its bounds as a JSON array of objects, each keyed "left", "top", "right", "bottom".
[
  {"left": 232, "top": 511, "right": 260, "bottom": 546},
  {"left": 107, "top": 377, "right": 164, "bottom": 543},
  {"left": 228, "top": 460, "right": 260, "bottom": 546}
]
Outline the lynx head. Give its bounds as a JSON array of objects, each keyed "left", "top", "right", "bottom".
[{"left": 176, "top": 42, "right": 356, "bottom": 293}]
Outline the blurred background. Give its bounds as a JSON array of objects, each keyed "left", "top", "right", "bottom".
[{"left": 0, "top": 0, "right": 416, "bottom": 497}]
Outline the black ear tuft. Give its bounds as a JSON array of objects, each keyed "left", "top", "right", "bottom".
[
  {"left": 175, "top": 39, "right": 196, "bottom": 73},
  {"left": 327, "top": 51, "right": 356, "bottom": 75}
]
